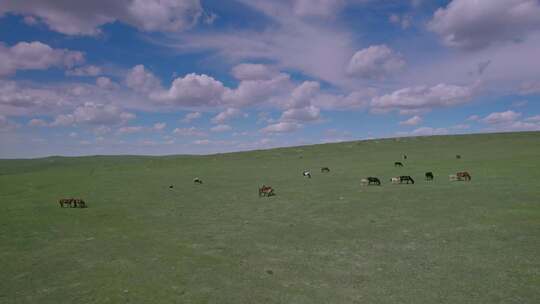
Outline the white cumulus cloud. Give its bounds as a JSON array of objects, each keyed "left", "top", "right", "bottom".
[
  {"left": 211, "top": 108, "right": 245, "bottom": 124},
  {"left": 51, "top": 102, "right": 135, "bottom": 127},
  {"left": 0, "top": 41, "right": 84, "bottom": 76},
  {"left": 347, "top": 45, "right": 405, "bottom": 79},
  {"left": 371, "top": 83, "right": 474, "bottom": 112},
  {"left": 428, "top": 0, "right": 540, "bottom": 50},
  {"left": 481, "top": 110, "right": 521, "bottom": 124},
  {"left": 181, "top": 112, "right": 202, "bottom": 123},
  {"left": 399, "top": 115, "right": 422, "bottom": 126},
  {"left": 280, "top": 105, "right": 320, "bottom": 122},
  {"left": 0, "top": 0, "right": 205, "bottom": 36},
  {"left": 210, "top": 124, "right": 232, "bottom": 132},
  {"left": 153, "top": 73, "right": 226, "bottom": 106},
  {"left": 125, "top": 64, "right": 161, "bottom": 93},
  {"left": 261, "top": 121, "right": 301, "bottom": 133},
  {"left": 173, "top": 127, "right": 206, "bottom": 137},
  {"left": 66, "top": 65, "right": 101, "bottom": 77},
  {"left": 231, "top": 63, "right": 276, "bottom": 80}
]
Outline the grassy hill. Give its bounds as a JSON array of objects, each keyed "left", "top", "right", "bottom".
[{"left": 1, "top": 132, "right": 539, "bottom": 303}]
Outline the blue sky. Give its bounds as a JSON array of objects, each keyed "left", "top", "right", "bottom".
[{"left": 1, "top": 0, "right": 540, "bottom": 158}]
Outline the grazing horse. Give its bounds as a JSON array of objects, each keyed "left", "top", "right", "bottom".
[
  {"left": 193, "top": 177, "right": 203, "bottom": 184},
  {"left": 394, "top": 162, "right": 404, "bottom": 167},
  {"left": 360, "top": 178, "right": 369, "bottom": 186},
  {"left": 390, "top": 177, "right": 400, "bottom": 184},
  {"left": 367, "top": 177, "right": 381, "bottom": 185},
  {"left": 258, "top": 185, "right": 275, "bottom": 197},
  {"left": 303, "top": 171, "right": 312, "bottom": 178},
  {"left": 457, "top": 171, "right": 471, "bottom": 181},
  {"left": 73, "top": 199, "right": 87, "bottom": 208},
  {"left": 425, "top": 172, "right": 434, "bottom": 181},
  {"left": 400, "top": 176, "right": 415, "bottom": 184},
  {"left": 59, "top": 198, "right": 74, "bottom": 208},
  {"left": 321, "top": 167, "right": 330, "bottom": 173},
  {"left": 456, "top": 155, "right": 461, "bottom": 159}
]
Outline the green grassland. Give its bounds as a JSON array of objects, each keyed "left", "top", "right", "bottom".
[{"left": 1, "top": 132, "right": 540, "bottom": 303}]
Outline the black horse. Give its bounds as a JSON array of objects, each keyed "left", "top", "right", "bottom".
[
  {"left": 367, "top": 177, "right": 381, "bottom": 185},
  {"left": 321, "top": 167, "right": 330, "bottom": 173},
  {"left": 403, "top": 154, "right": 407, "bottom": 160},
  {"left": 456, "top": 155, "right": 461, "bottom": 159},
  {"left": 73, "top": 199, "right": 87, "bottom": 208},
  {"left": 58, "top": 198, "right": 74, "bottom": 208},
  {"left": 400, "top": 176, "right": 415, "bottom": 184},
  {"left": 425, "top": 172, "right": 434, "bottom": 181},
  {"left": 394, "top": 162, "right": 404, "bottom": 167}
]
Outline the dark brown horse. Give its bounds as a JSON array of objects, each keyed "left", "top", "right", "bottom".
[
  {"left": 321, "top": 167, "right": 330, "bottom": 173},
  {"left": 457, "top": 171, "right": 471, "bottom": 181},
  {"left": 425, "top": 172, "right": 434, "bottom": 181},
  {"left": 394, "top": 162, "right": 404, "bottom": 167},
  {"left": 367, "top": 177, "right": 381, "bottom": 185},
  {"left": 258, "top": 185, "right": 275, "bottom": 197}
]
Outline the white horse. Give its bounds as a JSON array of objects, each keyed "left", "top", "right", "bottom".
[{"left": 391, "top": 177, "right": 400, "bottom": 184}]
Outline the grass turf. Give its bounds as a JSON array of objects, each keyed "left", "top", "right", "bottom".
[{"left": 1, "top": 132, "right": 539, "bottom": 303}]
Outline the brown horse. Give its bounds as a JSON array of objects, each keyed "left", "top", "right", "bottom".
[
  {"left": 457, "top": 171, "right": 471, "bottom": 181},
  {"left": 258, "top": 185, "right": 275, "bottom": 197}
]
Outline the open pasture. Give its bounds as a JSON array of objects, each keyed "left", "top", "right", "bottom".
[{"left": 1, "top": 132, "right": 540, "bottom": 303}]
